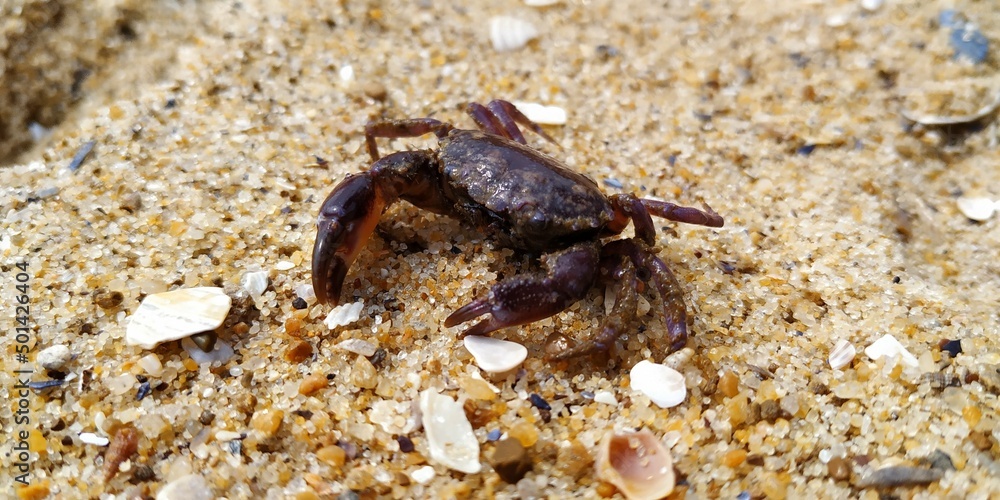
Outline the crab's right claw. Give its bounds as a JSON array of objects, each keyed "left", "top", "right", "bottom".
[{"left": 312, "top": 173, "right": 386, "bottom": 305}]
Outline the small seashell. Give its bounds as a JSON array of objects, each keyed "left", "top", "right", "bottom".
[
  {"left": 489, "top": 16, "right": 539, "bottom": 52},
  {"left": 324, "top": 301, "right": 365, "bottom": 329},
  {"left": 80, "top": 432, "right": 110, "bottom": 446},
  {"left": 593, "top": 390, "right": 618, "bottom": 405},
  {"left": 182, "top": 337, "right": 235, "bottom": 365},
  {"left": 463, "top": 336, "right": 528, "bottom": 373},
  {"left": 511, "top": 101, "right": 567, "bottom": 125},
  {"left": 956, "top": 196, "right": 996, "bottom": 221},
  {"left": 595, "top": 429, "right": 675, "bottom": 500},
  {"left": 829, "top": 339, "right": 856, "bottom": 370},
  {"left": 125, "top": 287, "right": 232, "bottom": 350},
  {"left": 275, "top": 260, "right": 295, "bottom": 271},
  {"left": 420, "top": 389, "right": 482, "bottom": 473},
  {"left": 630, "top": 360, "right": 687, "bottom": 408},
  {"left": 37, "top": 344, "right": 72, "bottom": 370},
  {"left": 410, "top": 465, "right": 436, "bottom": 484},
  {"left": 864, "top": 334, "right": 919, "bottom": 367},
  {"left": 335, "top": 338, "right": 378, "bottom": 357},
  {"left": 241, "top": 271, "right": 269, "bottom": 300}
]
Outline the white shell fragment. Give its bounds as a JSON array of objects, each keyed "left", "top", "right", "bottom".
[
  {"left": 512, "top": 101, "right": 567, "bottom": 125},
  {"left": 410, "top": 465, "right": 436, "bottom": 484},
  {"left": 489, "top": 16, "right": 539, "bottom": 52},
  {"left": 901, "top": 92, "right": 1000, "bottom": 126},
  {"left": 956, "top": 196, "right": 997, "bottom": 221},
  {"left": 182, "top": 337, "right": 235, "bottom": 365},
  {"left": 463, "top": 336, "right": 528, "bottom": 373},
  {"left": 594, "top": 390, "right": 618, "bottom": 405},
  {"left": 865, "top": 334, "right": 919, "bottom": 367},
  {"left": 324, "top": 301, "right": 365, "bottom": 329},
  {"left": 79, "top": 432, "right": 110, "bottom": 446},
  {"left": 524, "top": 0, "right": 560, "bottom": 6},
  {"left": 860, "top": 0, "right": 884, "bottom": 12},
  {"left": 828, "top": 339, "right": 857, "bottom": 370},
  {"left": 630, "top": 360, "right": 687, "bottom": 408},
  {"left": 241, "top": 270, "right": 268, "bottom": 300},
  {"left": 37, "top": 344, "right": 72, "bottom": 370},
  {"left": 274, "top": 260, "right": 295, "bottom": 271},
  {"left": 335, "top": 338, "right": 378, "bottom": 357},
  {"left": 595, "top": 429, "right": 675, "bottom": 500},
  {"left": 419, "top": 389, "right": 482, "bottom": 473},
  {"left": 125, "top": 287, "right": 232, "bottom": 350}
]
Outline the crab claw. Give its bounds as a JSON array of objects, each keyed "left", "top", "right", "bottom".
[{"left": 312, "top": 173, "right": 386, "bottom": 305}]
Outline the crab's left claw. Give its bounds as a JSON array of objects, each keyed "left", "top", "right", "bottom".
[{"left": 312, "top": 173, "right": 386, "bottom": 305}]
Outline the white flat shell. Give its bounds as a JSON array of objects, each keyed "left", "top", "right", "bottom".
[
  {"left": 125, "top": 287, "right": 232, "bottom": 350},
  {"left": 79, "top": 432, "right": 110, "bottom": 446},
  {"left": 324, "top": 301, "right": 364, "bottom": 329},
  {"left": 489, "top": 16, "right": 539, "bottom": 52},
  {"left": 420, "top": 390, "right": 482, "bottom": 473},
  {"left": 630, "top": 360, "right": 687, "bottom": 408},
  {"left": 241, "top": 271, "right": 268, "bottom": 300},
  {"left": 335, "top": 338, "right": 378, "bottom": 357},
  {"left": 956, "top": 196, "right": 997, "bottom": 221},
  {"left": 864, "top": 334, "right": 919, "bottom": 367},
  {"left": 828, "top": 339, "right": 856, "bottom": 370},
  {"left": 463, "top": 336, "right": 528, "bottom": 373},
  {"left": 511, "top": 101, "right": 567, "bottom": 125}
]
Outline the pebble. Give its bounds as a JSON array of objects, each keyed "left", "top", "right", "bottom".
[
  {"left": 241, "top": 270, "right": 269, "bottom": 300},
  {"left": 828, "top": 339, "right": 856, "bottom": 370},
  {"left": 36, "top": 344, "right": 72, "bottom": 370},
  {"left": 940, "top": 339, "right": 962, "bottom": 357},
  {"left": 528, "top": 393, "right": 551, "bottom": 411},
  {"left": 181, "top": 337, "right": 235, "bottom": 365},
  {"left": 511, "top": 101, "right": 567, "bottom": 125},
  {"left": 629, "top": 360, "right": 687, "bottom": 408},
  {"left": 215, "top": 430, "right": 243, "bottom": 441},
  {"left": 593, "top": 390, "right": 617, "bottom": 405},
  {"left": 94, "top": 289, "right": 125, "bottom": 309},
  {"left": 155, "top": 474, "right": 214, "bottom": 500},
  {"left": 490, "top": 438, "right": 533, "bottom": 484},
  {"left": 419, "top": 389, "right": 482, "bottom": 473},
  {"left": 489, "top": 16, "right": 539, "bottom": 52},
  {"left": 827, "top": 456, "right": 851, "bottom": 480},
  {"left": 855, "top": 465, "right": 944, "bottom": 488},
  {"left": 956, "top": 197, "right": 997, "bottom": 221},
  {"left": 335, "top": 338, "right": 378, "bottom": 357},
  {"left": 79, "top": 432, "right": 110, "bottom": 446},
  {"left": 860, "top": 0, "right": 883, "bottom": 12},
  {"left": 137, "top": 353, "right": 164, "bottom": 377},
  {"left": 324, "top": 301, "right": 364, "bottom": 329},
  {"left": 462, "top": 336, "right": 527, "bottom": 373},
  {"left": 410, "top": 465, "right": 436, "bottom": 485},
  {"left": 487, "top": 429, "right": 502, "bottom": 441},
  {"left": 864, "top": 334, "right": 919, "bottom": 367},
  {"left": 125, "top": 287, "right": 232, "bottom": 350}
]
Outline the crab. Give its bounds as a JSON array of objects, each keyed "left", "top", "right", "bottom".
[{"left": 312, "top": 99, "right": 723, "bottom": 360}]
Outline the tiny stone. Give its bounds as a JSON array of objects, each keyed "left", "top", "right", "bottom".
[
  {"left": 120, "top": 192, "right": 143, "bottom": 212},
  {"left": 528, "top": 393, "right": 551, "bottom": 411},
  {"left": 855, "top": 465, "right": 944, "bottom": 488},
  {"left": 396, "top": 435, "right": 415, "bottom": 453},
  {"left": 363, "top": 81, "right": 388, "bottom": 101},
  {"left": 292, "top": 297, "right": 308, "bottom": 309},
  {"left": 155, "top": 474, "right": 213, "bottom": 500},
  {"left": 940, "top": 339, "right": 962, "bottom": 357},
  {"left": 593, "top": 390, "right": 617, "bottom": 405},
  {"left": 335, "top": 338, "right": 378, "bottom": 357},
  {"left": 198, "top": 411, "right": 215, "bottom": 426},
  {"left": 131, "top": 464, "right": 155, "bottom": 482},
  {"left": 410, "top": 465, "right": 435, "bottom": 484},
  {"left": 317, "top": 445, "right": 347, "bottom": 467},
  {"left": 189, "top": 331, "right": 216, "bottom": 352},
  {"left": 759, "top": 400, "right": 780, "bottom": 422},
  {"left": 36, "top": 345, "right": 72, "bottom": 370},
  {"left": 827, "top": 457, "right": 851, "bottom": 481},
  {"left": 285, "top": 340, "right": 314, "bottom": 363},
  {"left": 94, "top": 290, "right": 125, "bottom": 309},
  {"left": 299, "top": 373, "right": 328, "bottom": 396},
  {"left": 969, "top": 430, "right": 993, "bottom": 450},
  {"left": 350, "top": 355, "right": 379, "bottom": 389},
  {"left": 250, "top": 409, "right": 284, "bottom": 437},
  {"left": 487, "top": 429, "right": 502, "bottom": 441},
  {"left": 137, "top": 354, "right": 164, "bottom": 377},
  {"left": 490, "top": 438, "right": 532, "bottom": 483},
  {"left": 920, "top": 449, "right": 956, "bottom": 471}
]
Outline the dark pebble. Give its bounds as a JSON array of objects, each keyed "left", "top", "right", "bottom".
[
  {"left": 190, "top": 331, "right": 217, "bottom": 352},
  {"left": 198, "top": 410, "right": 216, "bottom": 426},
  {"left": 130, "top": 464, "right": 155, "bottom": 483},
  {"left": 120, "top": 192, "right": 143, "bottom": 213},
  {"left": 28, "top": 379, "right": 64, "bottom": 391},
  {"left": 969, "top": 430, "right": 993, "bottom": 451},
  {"left": 338, "top": 440, "right": 359, "bottom": 460},
  {"left": 368, "top": 347, "right": 387, "bottom": 368},
  {"left": 396, "top": 435, "right": 414, "bottom": 453},
  {"left": 228, "top": 439, "right": 243, "bottom": 456},
  {"left": 939, "top": 339, "right": 962, "bottom": 357},
  {"left": 68, "top": 140, "right": 96, "bottom": 172},
  {"left": 759, "top": 400, "right": 781, "bottom": 422},
  {"left": 136, "top": 380, "right": 152, "bottom": 401},
  {"left": 920, "top": 449, "right": 955, "bottom": 471},
  {"left": 528, "top": 393, "right": 551, "bottom": 411},
  {"left": 856, "top": 465, "right": 944, "bottom": 488},
  {"left": 292, "top": 297, "right": 308, "bottom": 309},
  {"left": 796, "top": 144, "right": 817, "bottom": 156},
  {"left": 490, "top": 438, "right": 533, "bottom": 484}
]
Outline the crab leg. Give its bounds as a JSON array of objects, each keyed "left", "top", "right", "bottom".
[
  {"left": 444, "top": 243, "right": 599, "bottom": 337},
  {"left": 313, "top": 150, "right": 451, "bottom": 304},
  {"left": 466, "top": 99, "right": 558, "bottom": 146},
  {"left": 364, "top": 118, "right": 452, "bottom": 161},
  {"left": 641, "top": 200, "right": 724, "bottom": 228}
]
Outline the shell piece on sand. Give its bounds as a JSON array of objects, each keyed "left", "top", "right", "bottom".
[
  {"left": 463, "top": 336, "right": 528, "bottom": 373},
  {"left": 125, "top": 287, "right": 232, "bottom": 350},
  {"left": 419, "top": 389, "right": 482, "bottom": 473},
  {"left": 489, "top": 16, "right": 539, "bottom": 52},
  {"left": 324, "top": 301, "right": 364, "bottom": 329},
  {"left": 956, "top": 196, "right": 997, "bottom": 221},
  {"left": 630, "top": 360, "right": 687, "bottom": 408},
  {"left": 596, "top": 429, "right": 675, "bottom": 500},
  {"left": 511, "top": 101, "right": 567, "bottom": 125},
  {"left": 865, "top": 334, "right": 919, "bottom": 367}
]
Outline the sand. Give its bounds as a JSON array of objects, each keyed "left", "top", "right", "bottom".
[{"left": 2, "top": 0, "right": 999, "bottom": 498}]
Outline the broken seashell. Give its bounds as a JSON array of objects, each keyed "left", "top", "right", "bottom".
[
  {"left": 125, "top": 287, "right": 232, "bottom": 350},
  {"left": 511, "top": 101, "right": 567, "bottom": 125},
  {"left": 865, "top": 334, "right": 919, "bottom": 367},
  {"left": 829, "top": 339, "right": 856, "bottom": 370},
  {"left": 630, "top": 360, "right": 687, "bottom": 408},
  {"left": 241, "top": 271, "right": 268, "bottom": 300},
  {"left": 463, "top": 336, "right": 528, "bottom": 373},
  {"left": 595, "top": 429, "right": 675, "bottom": 500},
  {"left": 419, "top": 389, "right": 482, "bottom": 473},
  {"left": 489, "top": 16, "right": 539, "bottom": 52},
  {"left": 335, "top": 338, "right": 378, "bottom": 357},
  {"left": 324, "top": 301, "right": 364, "bottom": 329},
  {"left": 956, "top": 196, "right": 997, "bottom": 221}
]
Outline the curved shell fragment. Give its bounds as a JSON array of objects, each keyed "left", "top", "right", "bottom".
[
  {"left": 489, "top": 16, "right": 539, "bottom": 52},
  {"left": 595, "top": 429, "right": 675, "bottom": 500},
  {"left": 125, "top": 287, "right": 232, "bottom": 350},
  {"left": 463, "top": 336, "right": 528, "bottom": 373},
  {"left": 419, "top": 389, "right": 482, "bottom": 473},
  {"left": 630, "top": 360, "right": 687, "bottom": 408}
]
